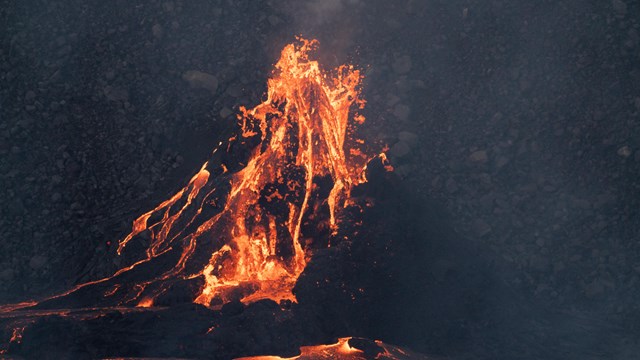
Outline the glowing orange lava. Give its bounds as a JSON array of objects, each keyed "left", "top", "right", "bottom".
[
  {"left": 9, "top": 327, "right": 24, "bottom": 344},
  {"left": 111, "top": 38, "right": 370, "bottom": 306},
  {"left": 235, "top": 337, "right": 428, "bottom": 360},
  {"left": 193, "top": 38, "right": 368, "bottom": 305},
  {"left": 0, "top": 38, "right": 405, "bottom": 360},
  {"left": 0, "top": 38, "right": 374, "bottom": 313}
]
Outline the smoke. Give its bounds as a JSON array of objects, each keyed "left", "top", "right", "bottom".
[
  {"left": 280, "top": 0, "right": 361, "bottom": 28},
  {"left": 275, "top": 0, "right": 364, "bottom": 62}
]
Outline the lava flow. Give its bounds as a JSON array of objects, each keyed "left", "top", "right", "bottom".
[
  {"left": 17, "top": 37, "right": 373, "bottom": 310},
  {"left": 189, "top": 37, "right": 370, "bottom": 305},
  {"left": 235, "top": 337, "right": 429, "bottom": 360}
]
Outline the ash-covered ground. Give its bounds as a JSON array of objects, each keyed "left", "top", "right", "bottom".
[{"left": 1, "top": 0, "right": 639, "bottom": 359}]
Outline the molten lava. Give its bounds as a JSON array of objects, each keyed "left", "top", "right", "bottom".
[
  {"left": 235, "top": 337, "right": 428, "bottom": 360},
  {"left": 0, "top": 39, "right": 409, "bottom": 359},
  {"left": 0, "top": 38, "right": 374, "bottom": 315},
  {"left": 112, "top": 38, "right": 370, "bottom": 306}
]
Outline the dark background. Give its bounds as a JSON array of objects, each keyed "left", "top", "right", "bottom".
[{"left": 1, "top": 0, "right": 639, "bottom": 358}]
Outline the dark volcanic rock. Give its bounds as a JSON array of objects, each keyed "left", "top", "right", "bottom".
[{"left": 2, "top": 0, "right": 639, "bottom": 359}]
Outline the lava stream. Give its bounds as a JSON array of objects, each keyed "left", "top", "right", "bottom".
[{"left": 0, "top": 38, "right": 373, "bottom": 311}]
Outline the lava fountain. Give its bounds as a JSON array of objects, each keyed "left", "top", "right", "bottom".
[
  {"left": 28, "top": 37, "right": 375, "bottom": 309},
  {"left": 189, "top": 37, "right": 370, "bottom": 305},
  {"left": 0, "top": 38, "right": 410, "bottom": 360}
]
